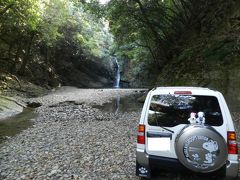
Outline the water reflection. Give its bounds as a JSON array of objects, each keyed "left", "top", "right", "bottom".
[
  {"left": 113, "top": 58, "right": 121, "bottom": 88},
  {"left": 93, "top": 93, "right": 144, "bottom": 113}
]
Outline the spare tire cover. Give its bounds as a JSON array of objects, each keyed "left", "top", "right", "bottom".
[{"left": 175, "top": 125, "right": 227, "bottom": 173}]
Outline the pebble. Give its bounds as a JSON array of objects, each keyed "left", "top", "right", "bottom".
[{"left": 0, "top": 89, "right": 142, "bottom": 179}]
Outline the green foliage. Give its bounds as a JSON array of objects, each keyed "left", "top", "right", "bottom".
[
  {"left": 106, "top": 0, "right": 177, "bottom": 64},
  {"left": 1, "top": 0, "right": 239, "bottom": 88},
  {"left": 0, "top": 0, "right": 113, "bottom": 86},
  {"left": 105, "top": 0, "right": 239, "bottom": 87},
  {"left": 203, "top": 41, "right": 235, "bottom": 63},
  {"left": 38, "top": 0, "right": 69, "bottom": 46}
]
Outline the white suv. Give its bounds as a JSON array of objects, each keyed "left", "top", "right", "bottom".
[{"left": 136, "top": 87, "right": 239, "bottom": 179}]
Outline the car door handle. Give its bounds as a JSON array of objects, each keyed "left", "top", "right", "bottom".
[{"left": 147, "top": 132, "right": 172, "bottom": 140}]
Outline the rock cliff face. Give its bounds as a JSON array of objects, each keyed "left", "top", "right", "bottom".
[
  {"left": 50, "top": 41, "right": 116, "bottom": 88},
  {"left": 55, "top": 57, "right": 116, "bottom": 88},
  {"left": 156, "top": 58, "right": 240, "bottom": 112}
]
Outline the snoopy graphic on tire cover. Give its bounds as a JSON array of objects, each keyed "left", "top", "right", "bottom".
[{"left": 202, "top": 140, "right": 218, "bottom": 164}]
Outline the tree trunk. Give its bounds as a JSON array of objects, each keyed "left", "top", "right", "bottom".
[
  {"left": 133, "top": 0, "right": 168, "bottom": 66},
  {"left": 10, "top": 43, "right": 22, "bottom": 73},
  {"left": 18, "top": 33, "right": 35, "bottom": 75},
  {"left": 134, "top": 0, "right": 161, "bottom": 43}
]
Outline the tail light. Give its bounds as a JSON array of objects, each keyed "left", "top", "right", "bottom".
[
  {"left": 137, "top": 124, "right": 145, "bottom": 144},
  {"left": 227, "top": 131, "right": 238, "bottom": 154}
]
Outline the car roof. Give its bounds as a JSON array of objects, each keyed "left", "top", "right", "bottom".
[{"left": 151, "top": 87, "right": 220, "bottom": 96}]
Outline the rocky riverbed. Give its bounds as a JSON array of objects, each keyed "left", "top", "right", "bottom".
[
  {"left": 0, "top": 88, "right": 146, "bottom": 179},
  {"left": 0, "top": 87, "right": 239, "bottom": 180}
]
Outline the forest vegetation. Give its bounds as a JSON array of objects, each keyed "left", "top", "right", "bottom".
[
  {"left": 106, "top": 0, "right": 240, "bottom": 89},
  {"left": 0, "top": 0, "right": 115, "bottom": 93},
  {"left": 0, "top": 0, "right": 240, "bottom": 95}
]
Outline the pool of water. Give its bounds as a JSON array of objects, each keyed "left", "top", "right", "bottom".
[
  {"left": 0, "top": 108, "right": 35, "bottom": 144},
  {"left": 93, "top": 93, "right": 145, "bottom": 113}
]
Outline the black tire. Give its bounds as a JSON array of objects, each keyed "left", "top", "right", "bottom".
[{"left": 175, "top": 125, "right": 227, "bottom": 173}]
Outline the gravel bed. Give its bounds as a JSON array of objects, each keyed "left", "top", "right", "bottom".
[
  {"left": 28, "top": 87, "right": 146, "bottom": 107},
  {"left": 0, "top": 88, "right": 144, "bottom": 180}
]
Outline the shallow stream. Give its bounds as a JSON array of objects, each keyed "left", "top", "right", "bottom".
[{"left": 0, "top": 108, "right": 35, "bottom": 143}]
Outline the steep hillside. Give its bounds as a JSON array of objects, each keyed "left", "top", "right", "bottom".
[{"left": 155, "top": 2, "right": 240, "bottom": 111}]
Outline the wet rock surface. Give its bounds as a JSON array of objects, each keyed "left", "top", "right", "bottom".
[
  {"left": 0, "top": 87, "right": 239, "bottom": 179},
  {"left": 0, "top": 95, "right": 25, "bottom": 120}
]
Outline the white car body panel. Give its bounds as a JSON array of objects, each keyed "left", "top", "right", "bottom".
[{"left": 136, "top": 87, "right": 239, "bottom": 178}]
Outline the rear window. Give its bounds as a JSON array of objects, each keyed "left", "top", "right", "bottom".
[{"left": 148, "top": 94, "right": 223, "bottom": 127}]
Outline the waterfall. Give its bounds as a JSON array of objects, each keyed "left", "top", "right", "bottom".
[{"left": 113, "top": 58, "right": 120, "bottom": 88}]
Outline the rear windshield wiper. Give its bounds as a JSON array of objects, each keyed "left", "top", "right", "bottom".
[
  {"left": 160, "top": 126, "right": 174, "bottom": 134},
  {"left": 153, "top": 112, "right": 174, "bottom": 133}
]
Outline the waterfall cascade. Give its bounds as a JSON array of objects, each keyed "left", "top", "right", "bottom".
[{"left": 113, "top": 58, "right": 120, "bottom": 88}]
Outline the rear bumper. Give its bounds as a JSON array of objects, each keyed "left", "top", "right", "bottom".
[
  {"left": 136, "top": 149, "right": 191, "bottom": 172},
  {"left": 149, "top": 155, "right": 187, "bottom": 171},
  {"left": 136, "top": 148, "right": 149, "bottom": 166},
  {"left": 136, "top": 149, "right": 150, "bottom": 178},
  {"left": 136, "top": 149, "right": 239, "bottom": 178},
  {"left": 226, "top": 160, "right": 239, "bottom": 178}
]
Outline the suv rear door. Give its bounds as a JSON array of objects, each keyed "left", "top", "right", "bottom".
[{"left": 145, "top": 92, "right": 226, "bottom": 158}]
